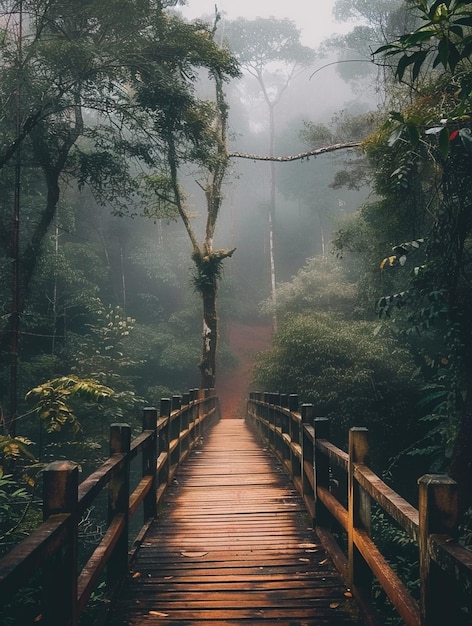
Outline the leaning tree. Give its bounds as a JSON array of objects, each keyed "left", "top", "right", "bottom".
[{"left": 132, "top": 12, "right": 240, "bottom": 389}]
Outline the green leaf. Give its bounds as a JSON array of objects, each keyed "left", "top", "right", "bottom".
[
  {"left": 373, "top": 42, "right": 400, "bottom": 55},
  {"left": 431, "top": 2, "right": 449, "bottom": 22},
  {"left": 438, "top": 38, "right": 449, "bottom": 68},
  {"left": 438, "top": 126, "right": 450, "bottom": 158},
  {"left": 462, "top": 38, "right": 472, "bottom": 59},
  {"left": 396, "top": 54, "right": 416, "bottom": 81},
  {"left": 447, "top": 42, "right": 461, "bottom": 72},
  {"left": 449, "top": 25, "right": 464, "bottom": 38},
  {"left": 454, "top": 17, "right": 472, "bottom": 27},
  {"left": 388, "top": 125, "right": 404, "bottom": 146},
  {"left": 389, "top": 111, "right": 405, "bottom": 123},
  {"left": 404, "top": 28, "right": 437, "bottom": 45},
  {"left": 412, "top": 50, "right": 428, "bottom": 80},
  {"left": 407, "top": 124, "right": 420, "bottom": 146}
]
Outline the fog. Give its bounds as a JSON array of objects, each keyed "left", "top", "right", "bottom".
[
  {"left": 178, "top": 0, "right": 353, "bottom": 47},
  {"left": 173, "top": 1, "right": 372, "bottom": 321},
  {"left": 1, "top": 0, "right": 375, "bottom": 415}
]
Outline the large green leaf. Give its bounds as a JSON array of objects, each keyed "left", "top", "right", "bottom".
[{"left": 439, "top": 126, "right": 450, "bottom": 158}]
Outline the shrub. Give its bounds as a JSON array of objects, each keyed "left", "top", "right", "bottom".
[{"left": 252, "top": 311, "right": 422, "bottom": 469}]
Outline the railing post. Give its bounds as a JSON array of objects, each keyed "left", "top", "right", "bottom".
[
  {"left": 313, "top": 417, "right": 330, "bottom": 526},
  {"left": 348, "top": 427, "right": 372, "bottom": 601},
  {"left": 418, "top": 474, "right": 459, "bottom": 626},
  {"left": 172, "top": 395, "right": 182, "bottom": 461},
  {"left": 160, "top": 398, "right": 171, "bottom": 486},
  {"left": 271, "top": 393, "right": 281, "bottom": 454},
  {"left": 263, "top": 392, "right": 271, "bottom": 441},
  {"left": 288, "top": 395, "right": 299, "bottom": 479},
  {"left": 207, "top": 387, "right": 217, "bottom": 426},
  {"left": 197, "top": 388, "right": 205, "bottom": 437},
  {"left": 182, "top": 392, "right": 190, "bottom": 431},
  {"left": 279, "top": 394, "right": 288, "bottom": 461},
  {"left": 142, "top": 407, "right": 158, "bottom": 519},
  {"left": 289, "top": 394, "right": 300, "bottom": 460},
  {"left": 270, "top": 393, "right": 276, "bottom": 444},
  {"left": 181, "top": 392, "right": 190, "bottom": 455},
  {"left": 189, "top": 389, "right": 198, "bottom": 445},
  {"left": 301, "top": 404, "right": 315, "bottom": 518},
  {"left": 248, "top": 392, "right": 260, "bottom": 433},
  {"left": 280, "top": 393, "right": 289, "bottom": 440},
  {"left": 42, "top": 461, "right": 79, "bottom": 626},
  {"left": 107, "top": 423, "right": 131, "bottom": 593}
]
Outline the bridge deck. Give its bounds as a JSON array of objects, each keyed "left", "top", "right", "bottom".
[{"left": 109, "top": 418, "right": 362, "bottom": 625}]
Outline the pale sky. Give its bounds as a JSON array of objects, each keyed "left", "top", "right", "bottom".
[{"left": 177, "top": 0, "right": 352, "bottom": 47}]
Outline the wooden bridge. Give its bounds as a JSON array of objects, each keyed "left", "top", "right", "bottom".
[
  {"left": 1, "top": 390, "right": 471, "bottom": 625},
  {"left": 108, "top": 417, "right": 359, "bottom": 625}
]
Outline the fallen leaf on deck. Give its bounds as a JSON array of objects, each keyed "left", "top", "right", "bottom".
[
  {"left": 329, "top": 602, "right": 340, "bottom": 609},
  {"left": 181, "top": 551, "right": 208, "bottom": 557},
  {"left": 149, "top": 611, "right": 169, "bottom": 617},
  {"left": 132, "top": 572, "right": 141, "bottom": 579},
  {"left": 344, "top": 591, "right": 353, "bottom": 597}
]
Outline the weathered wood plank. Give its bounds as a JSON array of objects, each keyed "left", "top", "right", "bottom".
[{"left": 109, "top": 419, "right": 363, "bottom": 625}]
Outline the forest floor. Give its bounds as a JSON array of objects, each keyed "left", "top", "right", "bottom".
[{"left": 216, "top": 321, "right": 272, "bottom": 419}]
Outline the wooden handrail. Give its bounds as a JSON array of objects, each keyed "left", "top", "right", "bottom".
[
  {"left": 246, "top": 392, "right": 472, "bottom": 626},
  {"left": 0, "top": 388, "right": 220, "bottom": 626}
]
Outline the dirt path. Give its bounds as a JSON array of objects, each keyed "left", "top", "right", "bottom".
[{"left": 216, "top": 322, "right": 272, "bottom": 419}]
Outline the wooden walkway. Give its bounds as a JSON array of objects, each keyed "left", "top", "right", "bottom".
[{"left": 109, "top": 419, "right": 362, "bottom": 625}]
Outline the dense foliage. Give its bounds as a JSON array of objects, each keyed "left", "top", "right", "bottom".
[
  {"left": 253, "top": 258, "right": 423, "bottom": 471},
  {"left": 371, "top": 0, "right": 472, "bottom": 512},
  {"left": 0, "top": 0, "right": 239, "bottom": 549},
  {"left": 2, "top": 4, "right": 472, "bottom": 609},
  {"left": 255, "top": 0, "right": 472, "bottom": 519}
]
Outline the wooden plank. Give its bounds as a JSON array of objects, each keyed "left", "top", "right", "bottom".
[
  {"left": 110, "top": 419, "right": 362, "bottom": 625},
  {"left": 354, "top": 527, "right": 420, "bottom": 626},
  {"left": 354, "top": 464, "right": 419, "bottom": 540},
  {"left": 0, "top": 515, "right": 69, "bottom": 600},
  {"left": 129, "top": 476, "right": 154, "bottom": 517},
  {"left": 77, "top": 514, "right": 126, "bottom": 613}
]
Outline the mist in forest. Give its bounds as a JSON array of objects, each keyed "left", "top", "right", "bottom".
[
  {"left": 0, "top": 0, "right": 373, "bottom": 430},
  {"left": 176, "top": 3, "right": 373, "bottom": 320}
]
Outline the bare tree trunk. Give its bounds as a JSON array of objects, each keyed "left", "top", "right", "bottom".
[
  {"left": 196, "top": 260, "right": 218, "bottom": 389},
  {"left": 268, "top": 103, "right": 277, "bottom": 332},
  {"left": 164, "top": 68, "right": 235, "bottom": 389},
  {"left": 193, "top": 247, "right": 235, "bottom": 389}
]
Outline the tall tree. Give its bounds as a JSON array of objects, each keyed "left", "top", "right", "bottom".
[
  {"left": 323, "top": 0, "right": 417, "bottom": 93},
  {"left": 225, "top": 17, "right": 315, "bottom": 329},
  {"left": 0, "top": 0, "right": 155, "bottom": 432},
  {"left": 0, "top": 0, "right": 236, "bottom": 429},
  {"left": 133, "top": 12, "right": 240, "bottom": 389}
]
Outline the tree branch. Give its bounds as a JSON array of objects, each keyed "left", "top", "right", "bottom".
[{"left": 229, "top": 141, "right": 362, "bottom": 162}]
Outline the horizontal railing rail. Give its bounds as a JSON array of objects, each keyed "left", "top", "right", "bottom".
[
  {"left": 246, "top": 391, "right": 472, "bottom": 626},
  {"left": 0, "top": 388, "right": 220, "bottom": 626}
]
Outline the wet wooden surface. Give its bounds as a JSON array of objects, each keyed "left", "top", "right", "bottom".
[{"left": 109, "top": 419, "right": 362, "bottom": 625}]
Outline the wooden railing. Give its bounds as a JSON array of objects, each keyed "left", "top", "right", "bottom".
[
  {"left": 246, "top": 391, "right": 472, "bottom": 626},
  {"left": 0, "top": 388, "right": 220, "bottom": 626}
]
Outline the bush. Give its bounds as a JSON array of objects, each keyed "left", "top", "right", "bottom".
[{"left": 252, "top": 311, "right": 423, "bottom": 469}]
